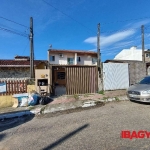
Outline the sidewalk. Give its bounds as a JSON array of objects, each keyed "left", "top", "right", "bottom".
[{"left": 0, "top": 90, "right": 128, "bottom": 119}]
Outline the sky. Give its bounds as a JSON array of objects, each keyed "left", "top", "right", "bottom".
[{"left": 1, "top": 0, "right": 150, "bottom": 62}]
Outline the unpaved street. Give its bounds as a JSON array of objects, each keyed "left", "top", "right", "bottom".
[{"left": 1, "top": 101, "right": 150, "bottom": 150}]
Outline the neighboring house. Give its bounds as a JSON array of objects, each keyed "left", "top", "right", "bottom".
[
  {"left": 48, "top": 49, "right": 97, "bottom": 65},
  {"left": 114, "top": 46, "right": 150, "bottom": 62},
  {"left": 0, "top": 56, "right": 48, "bottom": 79}
]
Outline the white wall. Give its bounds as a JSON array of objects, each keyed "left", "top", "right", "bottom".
[
  {"left": 114, "top": 47, "right": 143, "bottom": 61},
  {"left": 49, "top": 53, "right": 97, "bottom": 65}
]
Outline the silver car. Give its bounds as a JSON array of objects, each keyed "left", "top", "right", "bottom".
[{"left": 127, "top": 76, "right": 150, "bottom": 102}]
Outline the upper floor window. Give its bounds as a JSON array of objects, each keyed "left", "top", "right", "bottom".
[
  {"left": 77, "top": 56, "right": 81, "bottom": 62},
  {"left": 50, "top": 55, "right": 55, "bottom": 61},
  {"left": 67, "top": 58, "right": 74, "bottom": 65}
]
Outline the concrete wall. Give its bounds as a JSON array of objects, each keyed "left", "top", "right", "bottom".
[
  {"left": 0, "top": 96, "right": 14, "bottom": 108},
  {"left": 125, "top": 61, "right": 146, "bottom": 85},
  {"left": 0, "top": 68, "right": 30, "bottom": 78},
  {"left": 0, "top": 85, "right": 36, "bottom": 108},
  {"left": 49, "top": 52, "right": 97, "bottom": 65}
]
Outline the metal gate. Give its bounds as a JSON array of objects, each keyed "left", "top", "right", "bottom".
[
  {"left": 52, "top": 65, "right": 98, "bottom": 95},
  {"left": 66, "top": 66, "right": 98, "bottom": 95},
  {"left": 103, "top": 63, "right": 129, "bottom": 90}
]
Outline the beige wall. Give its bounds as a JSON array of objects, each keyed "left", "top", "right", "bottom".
[
  {"left": 0, "top": 95, "right": 14, "bottom": 108},
  {"left": 35, "top": 69, "right": 51, "bottom": 94}
]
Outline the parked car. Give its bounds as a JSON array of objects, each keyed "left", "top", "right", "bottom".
[{"left": 127, "top": 76, "right": 150, "bottom": 102}]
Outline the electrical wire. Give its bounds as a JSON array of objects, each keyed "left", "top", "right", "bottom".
[
  {"left": 101, "top": 17, "right": 150, "bottom": 25},
  {"left": 0, "top": 27, "right": 28, "bottom": 37},
  {"left": 22, "top": 40, "right": 29, "bottom": 55},
  {"left": 0, "top": 16, "right": 29, "bottom": 28},
  {"left": 42, "top": 0, "right": 96, "bottom": 34}
]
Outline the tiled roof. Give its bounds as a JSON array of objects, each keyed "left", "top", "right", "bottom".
[
  {"left": 0, "top": 60, "right": 47, "bottom": 67},
  {"left": 14, "top": 56, "right": 30, "bottom": 59},
  {"left": 48, "top": 49, "right": 97, "bottom": 55}
]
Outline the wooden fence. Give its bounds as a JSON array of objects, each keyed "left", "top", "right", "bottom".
[
  {"left": 0, "top": 80, "right": 27, "bottom": 96},
  {"left": 65, "top": 66, "right": 98, "bottom": 95}
]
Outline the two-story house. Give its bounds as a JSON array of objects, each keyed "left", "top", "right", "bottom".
[{"left": 48, "top": 49, "right": 97, "bottom": 65}]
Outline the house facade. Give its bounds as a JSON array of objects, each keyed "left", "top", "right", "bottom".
[
  {"left": 0, "top": 56, "right": 48, "bottom": 79},
  {"left": 114, "top": 46, "right": 150, "bottom": 62},
  {"left": 48, "top": 49, "right": 97, "bottom": 65}
]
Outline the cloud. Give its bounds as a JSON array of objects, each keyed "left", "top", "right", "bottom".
[
  {"left": 126, "top": 20, "right": 150, "bottom": 29},
  {"left": 84, "top": 30, "right": 135, "bottom": 48}
]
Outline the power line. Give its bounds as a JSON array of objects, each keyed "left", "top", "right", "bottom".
[
  {"left": 101, "top": 16, "right": 150, "bottom": 25},
  {"left": 0, "top": 27, "right": 28, "bottom": 37},
  {"left": 22, "top": 40, "right": 29, "bottom": 55},
  {"left": 42, "top": 1, "right": 145, "bottom": 35},
  {"left": 42, "top": 0, "right": 95, "bottom": 34},
  {"left": 0, "top": 16, "right": 29, "bottom": 28},
  {"left": 0, "top": 23, "right": 28, "bottom": 34}
]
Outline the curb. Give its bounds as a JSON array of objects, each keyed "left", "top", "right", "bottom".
[
  {"left": 0, "top": 95, "right": 129, "bottom": 119},
  {"left": 0, "top": 110, "right": 33, "bottom": 120},
  {"left": 42, "top": 95, "right": 129, "bottom": 115}
]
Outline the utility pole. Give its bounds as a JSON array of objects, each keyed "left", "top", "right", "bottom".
[
  {"left": 141, "top": 25, "right": 145, "bottom": 63},
  {"left": 97, "top": 23, "right": 100, "bottom": 72},
  {"left": 97, "top": 23, "right": 103, "bottom": 91},
  {"left": 30, "top": 17, "right": 34, "bottom": 78}
]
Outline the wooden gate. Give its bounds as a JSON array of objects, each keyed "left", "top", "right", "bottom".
[{"left": 0, "top": 80, "right": 27, "bottom": 96}]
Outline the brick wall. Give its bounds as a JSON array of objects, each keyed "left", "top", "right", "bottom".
[{"left": 0, "top": 67, "right": 30, "bottom": 79}]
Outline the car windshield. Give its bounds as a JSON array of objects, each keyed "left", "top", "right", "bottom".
[{"left": 139, "top": 76, "right": 150, "bottom": 84}]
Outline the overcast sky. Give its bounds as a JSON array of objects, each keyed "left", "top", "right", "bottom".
[{"left": 1, "top": 0, "right": 150, "bottom": 62}]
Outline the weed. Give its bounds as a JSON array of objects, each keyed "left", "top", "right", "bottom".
[
  {"left": 98, "top": 90, "right": 104, "bottom": 95},
  {"left": 103, "top": 97, "right": 108, "bottom": 101},
  {"left": 74, "top": 94, "right": 79, "bottom": 100},
  {"left": 40, "top": 106, "right": 46, "bottom": 114},
  {"left": 84, "top": 93, "right": 89, "bottom": 97},
  {"left": 115, "top": 97, "right": 120, "bottom": 102}
]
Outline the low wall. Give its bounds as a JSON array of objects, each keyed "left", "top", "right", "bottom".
[
  {"left": 0, "top": 85, "right": 36, "bottom": 108},
  {"left": 0, "top": 96, "right": 14, "bottom": 108}
]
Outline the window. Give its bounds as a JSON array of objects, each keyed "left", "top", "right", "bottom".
[
  {"left": 57, "top": 72, "right": 65, "bottom": 79},
  {"left": 50, "top": 55, "right": 55, "bottom": 61},
  {"left": 146, "top": 53, "right": 150, "bottom": 58},
  {"left": 92, "top": 58, "right": 97, "bottom": 64},
  {"left": 67, "top": 58, "right": 74, "bottom": 65},
  {"left": 77, "top": 56, "right": 81, "bottom": 62}
]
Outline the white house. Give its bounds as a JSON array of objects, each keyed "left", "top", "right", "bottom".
[
  {"left": 114, "top": 46, "right": 150, "bottom": 62},
  {"left": 47, "top": 49, "right": 97, "bottom": 65}
]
